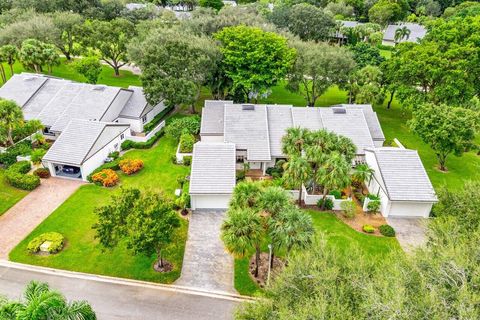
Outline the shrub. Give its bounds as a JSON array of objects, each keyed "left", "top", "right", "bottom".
[
  {"left": 143, "top": 105, "right": 173, "bottom": 133},
  {"left": 340, "top": 200, "right": 356, "bottom": 218},
  {"left": 121, "top": 128, "right": 164, "bottom": 150},
  {"left": 368, "top": 194, "right": 380, "bottom": 200},
  {"left": 165, "top": 116, "right": 201, "bottom": 140},
  {"left": 33, "top": 168, "right": 50, "bottom": 178},
  {"left": 87, "top": 159, "right": 121, "bottom": 182},
  {"left": 183, "top": 156, "right": 192, "bottom": 166},
  {"left": 30, "top": 148, "right": 46, "bottom": 164},
  {"left": 329, "top": 190, "right": 342, "bottom": 199},
  {"left": 367, "top": 199, "right": 381, "bottom": 213},
  {"left": 91, "top": 169, "right": 119, "bottom": 187},
  {"left": 317, "top": 198, "right": 334, "bottom": 210},
  {"left": 362, "top": 224, "right": 375, "bottom": 233},
  {"left": 5, "top": 161, "right": 40, "bottom": 190},
  {"left": 179, "top": 132, "right": 195, "bottom": 153},
  {"left": 354, "top": 192, "right": 365, "bottom": 203},
  {"left": 27, "top": 232, "right": 65, "bottom": 254},
  {"left": 108, "top": 151, "right": 120, "bottom": 160},
  {"left": 0, "top": 140, "right": 33, "bottom": 167},
  {"left": 171, "top": 155, "right": 177, "bottom": 164},
  {"left": 379, "top": 224, "right": 395, "bottom": 237},
  {"left": 236, "top": 170, "right": 245, "bottom": 181},
  {"left": 119, "top": 159, "right": 144, "bottom": 175}
]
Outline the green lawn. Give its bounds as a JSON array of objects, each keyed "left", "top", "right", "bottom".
[
  {"left": 0, "top": 169, "right": 28, "bottom": 216},
  {"left": 10, "top": 136, "right": 191, "bottom": 284},
  {"left": 235, "top": 210, "right": 400, "bottom": 296},
  {"left": 2, "top": 58, "right": 141, "bottom": 88}
]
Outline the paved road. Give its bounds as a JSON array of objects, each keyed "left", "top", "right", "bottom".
[
  {"left": 176, "top": 210, "right": 235, "bottom": 294},
  {"left": 0, "top": 177, "right": 83, "bottom": 258},
  {"left": 0, "top": 263, "right": 239, "bottom": 320}
]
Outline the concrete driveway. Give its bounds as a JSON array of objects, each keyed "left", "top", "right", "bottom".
[
  {"left": 0, "top": 177, "right": 82, "bottom": 259},
  {"left": 176, "top": 210, "right": 235, "bottom": 294},
  {"left": 387, "top": 217, "right": 428, "bottom": 252}
]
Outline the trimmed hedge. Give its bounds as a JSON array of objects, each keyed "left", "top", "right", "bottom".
[
  {"left": 27, "top": 232, "right": 65, "bottom": 254},
  {"left": 317, "top": 198, "right": 333, "bottom": 210},
  {"left": 5, "top": 161, "right": 40, "bottom": 190},
  {"left": 0, "top": 141, "right": 33, "bottom": 167},
  {"left": 379, "top": 224, "right": 396, "bottom": 237},
  {"left": 33, "top": 168, "right": 51, "bottom": 178},
  {"left": 121, "top": 128, "right": 165, "bottom": 151},
  {"left": 143, "top": 105, "right": 174, "bottom": 133}
]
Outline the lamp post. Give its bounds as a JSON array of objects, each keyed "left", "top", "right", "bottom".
[{"left": 267, "top": 244, "right": 272, "bottom": 286}]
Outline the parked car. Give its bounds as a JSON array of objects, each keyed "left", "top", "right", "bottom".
[{"left": 62, "top": 166, "right": 80, "bottom": 174}]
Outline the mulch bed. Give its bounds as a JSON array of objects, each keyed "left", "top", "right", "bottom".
[
  {"left": 335, "top": 211, "right": 387, "bottom": 237},
  {"left": 249, "top": 252, "right": 285, "bottom": 288},
  {"left": 153, "top": 260, "right": 173, "bottom": 273}
]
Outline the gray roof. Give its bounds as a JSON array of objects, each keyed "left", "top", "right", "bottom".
[
  {"left": 224, "top": 104, "right": 271, "bottom": 161},
  {"left": 334, "top": 104, "right": 385, "bottom": 141},
  {"left": 189, "top": 143, "right": 236, "bottom": 194},
  {"left": 366, "top": 148, "right": 437, "bottom": 202},
  {"left": 383, "top": 23, "right": 427, "bottom": 43},
  {"left": 291, "top": 107, "right": 323, "bottom": 131},
  {"left": 200, "top": 100, "right": 232, "bottom": 135},
  {"left": 267, "top": 105, "right": 293, "bottom": 157},
  {"left": 0, "top": 73, "right": 153, "bottom": 133},
  {"left": 43, "top": 120, "right": 129, "bottom": 165}
]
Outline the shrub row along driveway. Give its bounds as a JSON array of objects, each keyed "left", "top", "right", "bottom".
[{"left": 0, "top": 178, "right": 82, "bottom": 259}]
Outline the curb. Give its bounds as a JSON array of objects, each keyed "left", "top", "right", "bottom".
[{"left": 0, "top": 260, "right": 256, "bottom": 302}]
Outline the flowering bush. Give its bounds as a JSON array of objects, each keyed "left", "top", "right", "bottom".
[
  {"left": 92, "top": 169, "right": 119, "bottom": 187},
  {"left": 119, "top": 159, "right": 144, "bottom": 175}
]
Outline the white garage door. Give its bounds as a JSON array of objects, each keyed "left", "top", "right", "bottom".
[
  {"left": 388, "top": 202, "right": 433, "bottom": 218},
  {"left": 191, "top": 194, "right": 231, "bottom": 210}
]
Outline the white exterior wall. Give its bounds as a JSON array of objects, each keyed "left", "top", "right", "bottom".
[
  {"left": 382, "top": 40, "right": 395, "bottom": 46},
  {"left": 388, "top": 201, "right": 433, "bottom": 218},
  {"left": 146, "top": 102, "right": 167, "bottom": 123},
  {"left": 117, "top": 117, "right": 143, "bottom": 133},
  {"left": 374, "top": 140, "right": 384, "bottom": 148},
  {"left": 191, "top": 194, "right": 231, "bottom": 210},
  {"left": 201, "top": 135, "right": 224, "bottom": 143}
]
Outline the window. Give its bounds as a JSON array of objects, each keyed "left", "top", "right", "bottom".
[
  {"left": 120, "top": 133, "right": 125, "bottom": 140},
  {"left": 142, "top": 115, "right": 147, "bottom": 124},
  {"left": 236, "top": 155, "right": 245, "bottom": 163},
  {"left": 114, "top": 143, "right": 118, "bottom": 150}
]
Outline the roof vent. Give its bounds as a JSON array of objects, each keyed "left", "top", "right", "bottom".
[
  {"left": 332, "top": 107, "right": 346, "bottom": 114},
  {"left": 23, "top": 77, "right": 38, "bottom": 81},
  {"left": 92, "top": 85, "right": 106, "bottom": 91},
  {"left": 242, "top": 104, "right": 255, "bottom": 111}
]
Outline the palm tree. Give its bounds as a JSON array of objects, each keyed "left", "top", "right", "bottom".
[
  {"left": 0, "top": 281, "right": 96, "bottom": 320},
  {"left": 281, "top": 127, "right": 310, "bottom": 157},
  {"left": 394, "top": 26, "right": 411, "bottom": 44},
  {"left": 352, "top": 163, "right": 374, "bottom": 185},
  {"left": 257, "top": 186, "right": 291, "bottom": 217},
  {"left": 316, "top": 152, "right": 351, "bottom": 209},
  {"left": 229, "top": 181, "right": 262, "bottom": 209},
  {"left": 0, "top": 99, "right": 23, "bottom": 146},
  {"left": 335, "top": 135, "right": 357, "bottom": 163},
  {"left": 221, "top": 208, "right": 264, "bottom": 277},
  {"left": 283, "top": 155, "right": 312, "bottom": 205}
]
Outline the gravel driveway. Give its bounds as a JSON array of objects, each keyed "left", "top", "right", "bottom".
[
  {"left": 176, "top": 210, "right": 235, "bottom": 294},
  {"left": 0, "top": 178, "right": 83, "bottom": 259}
]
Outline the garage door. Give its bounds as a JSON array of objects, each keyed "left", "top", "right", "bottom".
[
  {"left": 388, "top": 202, "right": 433, "bottom": 218},
  {"left": 191, "top": 194, "right": 231, "bottom": 210}
]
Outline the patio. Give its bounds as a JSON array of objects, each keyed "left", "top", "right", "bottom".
[{"left": 245, "top": 169, "right": 271, "bottom": 181}]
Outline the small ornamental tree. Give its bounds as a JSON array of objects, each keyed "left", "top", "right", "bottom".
[
  {"left": 73, "top": 57, "right": 102, "bottom": 84},
  {"left": 410, "top": 104, "right": 479, "bottom": 171}
]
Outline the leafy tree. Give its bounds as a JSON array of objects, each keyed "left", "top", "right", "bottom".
[
  {"left": 348, "top": 65, "right": 385, "bottom": 104},
  {"left": 50, "top": 12, "right": 84, "bottom": 60},
  {"left": 284, "top": 3, "right": 336, "bottom": 42},
  {"left": 0, "top": 45, "right": 18, "bottom": 77},
  {"left": 394, "top": 25, "right": 411, "bottom": 43},
  {"left": 73, "top": 56, "right": 102, "bottom": 84},
  {"left": 129, "top": 28, "right": 219, "bottom": 112},
  {"left": 0, "top": 13, "right": 58, "bottom": 47},
  {"left": 18, "top": 39, "right": 46, "bottom": 73},
  {"left": 0, "top": 281, "right": 96, "bottom": 320},
  {"left": 369, "top": 0, "right": 408, "bottom": 25},
  {"left": 221, "top": 207, "right": 263, "bottom": 277},
  {"left": 215, "top": 25, "right": 295, "bottom": 102},
  {"left": 324, "top": 1, "right": 355, "bottom": 18},
  {"left": 410, "top": 104, "right": 478, "bottom": 171},
  {"left": 287, "top": 40, "right": 355, "bottom": 107},
  {"left": 0, "top": 99, "right": 23, "bottom": 146},
  {"left": 283, "top": 155, "right": 312, "bottom": 205},
  {"left": 199, "top": 0, "right": 224, "bottom": 10},
  {"left": 164, "top": 116, "right": 201, "bottom": 139},
  {"left": 93, "top": 188, "right": 181, "bottom": 270},
  {"left": 316, "top": 152, "right": 351, "bottom": 209},
  {"left": 350, "top": 42, "right": 384, "bottom": 68},
  {"left": 230, "top": 181, "right": 262, "bottom": 209},
  {"left": 42, "top": 44, "right": 60, "bottom": 74},
  {"left": 81, "top": 18, "right": 136, "bottom": 76}
]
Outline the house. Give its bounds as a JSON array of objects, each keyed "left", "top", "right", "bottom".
[
  {"left": 0, "top": 73, "right": 167, "bottom": 180},
  {"left": 333, "top": 20, "right": 363, "bottom": 41},
  {"left": 365, "top": 147, "right": 437, "bottom": 217},
  {"left": 43, "top": 120, "right": 129, "bottom": 181},
  {"left": 382, "top": 23, "right": 427, "bottom": 46}
]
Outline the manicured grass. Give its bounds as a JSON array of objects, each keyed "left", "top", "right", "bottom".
[
  {"left": 234, "top": 210, "right": 400, "bottom": 296},
  {"left": 2, "top": 58, "right": 141, "bottom": 88},
  {"left": 10, "top": 136, "right": 191, "bottom": 284},
  {"left": 0, "top": 169, "right": 28, "bottom": 216}
]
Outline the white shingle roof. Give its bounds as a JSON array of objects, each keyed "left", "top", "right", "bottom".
[
  {"left": 267, "top": 105, "right": 293, "bottom": 157},
  {"left": 189, "top": 143, "right": 236, "bottom": 194},
  {"left": 224, "top": 104, "right": 271, "bottom": 161},
  {"left": 43, "top": 120, "right": 129, "bottom": 165},
  {"left": 337, "top": 104, "right": 385, "bottom": 141},
  {"left": 383, "top": 23, "right": 427, "bottom": 43},
  {"left": 367, "top": 148, "right": 437, "bottom": 202},
  {"left": 0, "top": 73, "right": 48, "bottom": 107},
  {"left": 119, "top": 86, "right": 149, "bottom": 118},
  {"left": 200, "top": 100, "right": 232, "bottom": 135}
]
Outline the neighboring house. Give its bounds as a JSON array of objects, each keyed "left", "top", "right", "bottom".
[
  {"left": 333, "top": 20, "right": 363, "bottom": 40},
  {"left": 43, "top": 120, "right": 129, "bottom": 181},
  {"left": 0, "top": 73, "right": 167, "bottom": 180},
  {"left": 382, "top": 23, "right": 427, "bottom": 46},
  {"left": 222, "top": 0, "right": 237, "bottom": 6},
  {"left": 365, "top": 147, "right": 437, "bottom": 217},
  {"left": 189, "top": 143, "right": 236, "bottom": 210}
]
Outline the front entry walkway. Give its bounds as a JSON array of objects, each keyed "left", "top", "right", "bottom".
[
  {"left": 386, "top": 217, "right": 428, "bottom": 252},
  {"left": 0, "top": 178, "right": 83, "bottom": 259},
  {"left": 176, "top": 210, "right": 236, "bottom": 294}
]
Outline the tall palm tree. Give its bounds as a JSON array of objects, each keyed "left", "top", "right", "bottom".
[
  {"left": 316, "top": 152, "right": 351, "bottom": 209},
  {"left": 221, "top": 208, "right": 264, "bottom": 277},
  {"left": 283, "top": 155, "right": 312, "bottom": 205},
  {"left": 394, "top": 26, "right": 411, "bottom": 44},
  {"left": 352, "top": 163, "right": 374, "bottom": 185},
  {"left": 229, "top": 181, "right": 262, "bottom": 209},
  {"left": 281, "top": 127, "right": 310, "bottom": 157},
  {"left": 335, "top": 135, "right": 357, "bottom": 163},
  {"left": 0, "top": 281, "right": 96, "bottom": 320},
  {"left": 257, "top": 186, "right": 291, "bottom": 217},
  {"left": 0, "top": 99, "right": 23, "bottom": 146}
]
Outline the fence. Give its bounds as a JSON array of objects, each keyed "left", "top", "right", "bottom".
[{"left": 127, "top": 120, "right": 165, "bottom": 143}]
